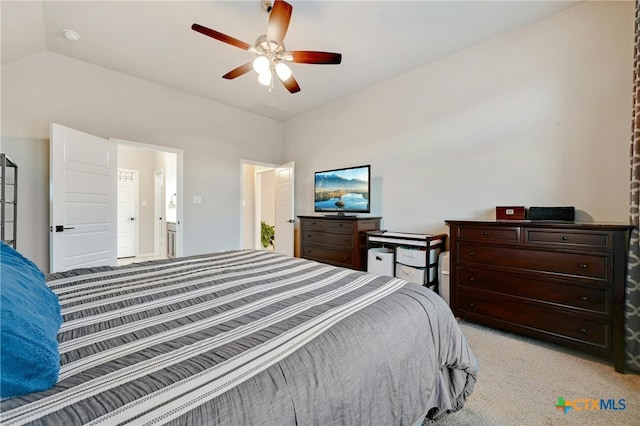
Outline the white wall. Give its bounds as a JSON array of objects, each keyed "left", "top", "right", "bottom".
[
  {"left": 1, "top": 51, "right": 283, "bottom": 271},
  {"left": 284, "top": 1, "right": 634, "bottom": 236},
  {"left": 2, "top": 2, "right": 633, "bottom": 270}
]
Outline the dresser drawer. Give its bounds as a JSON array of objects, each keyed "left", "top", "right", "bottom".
[
  {"left": 302, "top": 246, "right": 353, "bottom": 267},
  {"left": 457, "top": 291, "right": 611, "bottom": 349},
  {"left": 301, "top": 219, "right": 327, "bottom": 230},
  {"left": 326, "top": 220, "right": 354, "bottom": 233},
  {"left": 525, "top": 229, "right": 611, "bottom": 250},
  {"left": 458, "top": 226, "right": 520, "bottom": 242},
  {"left": 457, "top": 267, "right": 610, "bottom": 316},
  {"left": 457, "top": 242, "right": 610, "bottom": 280},
  {"left": 302, "top": 230, "right": 353, "bottom": 248}
]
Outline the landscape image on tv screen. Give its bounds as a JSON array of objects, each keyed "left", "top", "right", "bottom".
[{"left": 314, "top": 165, "right": 370, "bottom": 212}]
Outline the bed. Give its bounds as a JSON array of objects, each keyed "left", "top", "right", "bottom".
[{"left": 0, "top": 246, "right": 477, "bottom": 425}]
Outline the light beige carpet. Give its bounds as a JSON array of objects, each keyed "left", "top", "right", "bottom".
[{"left": 426, "top": 320, "right": 640, "bottom": 426}]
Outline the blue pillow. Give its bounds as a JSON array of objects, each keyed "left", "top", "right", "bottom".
[{"left": 1, "top": 242, "right": 62, "bottom": 398}]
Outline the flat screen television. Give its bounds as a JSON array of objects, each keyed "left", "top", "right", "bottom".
[{"left": 314, "top": 164, "right": 371, "bottom": 215}]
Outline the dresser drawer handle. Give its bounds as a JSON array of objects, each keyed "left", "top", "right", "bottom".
[
  {"left": 483, "top": 231, "right": 489, "bottom": 236},
  {"left": 580, "top": 264, "right": 588, "bottom": 269},
  {"left": 469, "top": 303, "right": 475, "bottom": 308},
  {"left": 469, "top": 277, "right": 475, "bottom": 282},
  {"left": 580, "top": 296, "right": 589, "bottom": 302},
  {"left": 562, "top": 235, "right": 569, "bottom": 241},
  {"left": 580, "top": 328, "right": 587, "bottom": 334},
  {"left": 468, "top": 251, "right": 475, "bottom": 256}
]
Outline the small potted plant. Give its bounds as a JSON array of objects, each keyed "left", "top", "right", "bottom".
[{"left": 261, "top": 221, "right": 275, "bottom": 249}]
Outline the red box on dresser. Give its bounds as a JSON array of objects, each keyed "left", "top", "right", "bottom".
[{"left": 496, "top": 206, "right": 526, "bottom": 220}]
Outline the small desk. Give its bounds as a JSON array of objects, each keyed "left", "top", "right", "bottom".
[{"left": 366, "top": 231, "right": 447, "bottom": 290}]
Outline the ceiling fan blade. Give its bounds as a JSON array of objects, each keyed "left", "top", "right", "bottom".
[
  {"left": 287, "top": 51, "right": 342, "bottom": 65},
  {"left": 222, "top": 63, "right": 254, "bottom": 80},
  {"left": 278, "top": 73, "right": 301, "bottom": 94},
  {"left": 192, "top": 23, "right": 252, "bottom": 50},
  {"left": 276, "top": 74, "right": 300, "bottom": 93},
  {"left": 278, "top": 76, "right": 300, "bottom": 93},
  {"left": 267, "top": 0, "right": 292, "bottom": 45}
]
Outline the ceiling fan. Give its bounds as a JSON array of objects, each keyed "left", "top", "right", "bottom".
[{"left": 192, "top": 0, "right": 342, "bottom": 94}]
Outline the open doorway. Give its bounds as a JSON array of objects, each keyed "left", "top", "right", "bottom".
[
  {"left": 241, "top": 160, "right": 295, "bottom": 256},
  {"left": 242, "top": 162, "right": 276, "bottom": 251},
  {"left": 115, "top": 140, "right": 182, "bottom": 264}
]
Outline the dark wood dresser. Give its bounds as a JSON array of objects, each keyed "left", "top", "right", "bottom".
[
  {"left": 445, "top": 220, "right": 633, "bottom": 373},
  {"left": 298, "top": 215, "right": 382, "bottom": 271}
]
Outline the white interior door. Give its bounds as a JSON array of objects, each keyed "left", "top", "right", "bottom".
[
  {"left": 117, "top": 169, "right": 138, "bottom": 258},
  {"left": 274, "top": 161, "right": 294, "bottom": 257},
  {"left": 154, "top": 170, "right": 164, "bottom": 256},
  {"left": 50, "top": 123, "right": 117, "bottom": 272}
]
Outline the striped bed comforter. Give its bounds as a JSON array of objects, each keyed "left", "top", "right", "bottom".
[{"left": 1, "top": 250, "right": 477, "bottom": 425}]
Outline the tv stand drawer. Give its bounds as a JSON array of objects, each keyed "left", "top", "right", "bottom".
[
  {"left": 303, "top": 230, "right": 353, "bottom": 248},
  {"left": 327, "top": 220, "right": 354, "bottom": 233},
  {"left": 301, "top": 219, "right": 327, "bottom": 230},
  {"left": 302, "top": 246, "right": 353, "bottom": 267}
]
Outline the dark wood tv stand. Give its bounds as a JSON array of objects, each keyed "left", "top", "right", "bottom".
[
  {"left": 298, "top": 215, "right": 382, "bottom": 271},
  {"left": 446, "top": 220, "right": 633, "bottom": 373}
]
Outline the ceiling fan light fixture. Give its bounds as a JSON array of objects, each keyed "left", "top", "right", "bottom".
[
  {"left": 258, "top": 70, "right": 272, "bottom": 86},
  {"left": 253, "top": 56, "right": 270, "bottom": 74},
  {"left": 275, "top": 62, "right": 292, "bottom": 81}
]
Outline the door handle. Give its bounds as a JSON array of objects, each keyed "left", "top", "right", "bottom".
[
  {"left": 288, "top": 219, "right": 296, "bottom": 223},
  {"left": 130, "top": 217, "right": 135, "bottom": 221},
  {"left": 55, "top": 225, "right": 75, "bottom": 232}
]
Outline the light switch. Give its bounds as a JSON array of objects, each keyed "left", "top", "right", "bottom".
[{"left": 193, "top": 196, "right": 202, "bottom": 205}]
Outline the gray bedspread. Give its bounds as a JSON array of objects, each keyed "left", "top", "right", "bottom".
[{"left": 1, "top": 250, "right": 477, "bottom": 425}]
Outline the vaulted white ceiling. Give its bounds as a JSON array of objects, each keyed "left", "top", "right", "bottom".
[{"left": 1, "top": 1, "right": 581, "bottom": 121}]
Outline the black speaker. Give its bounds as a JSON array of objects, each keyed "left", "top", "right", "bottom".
[{"left": 527, "top": 206, "right": 575, "bottom": 221}]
